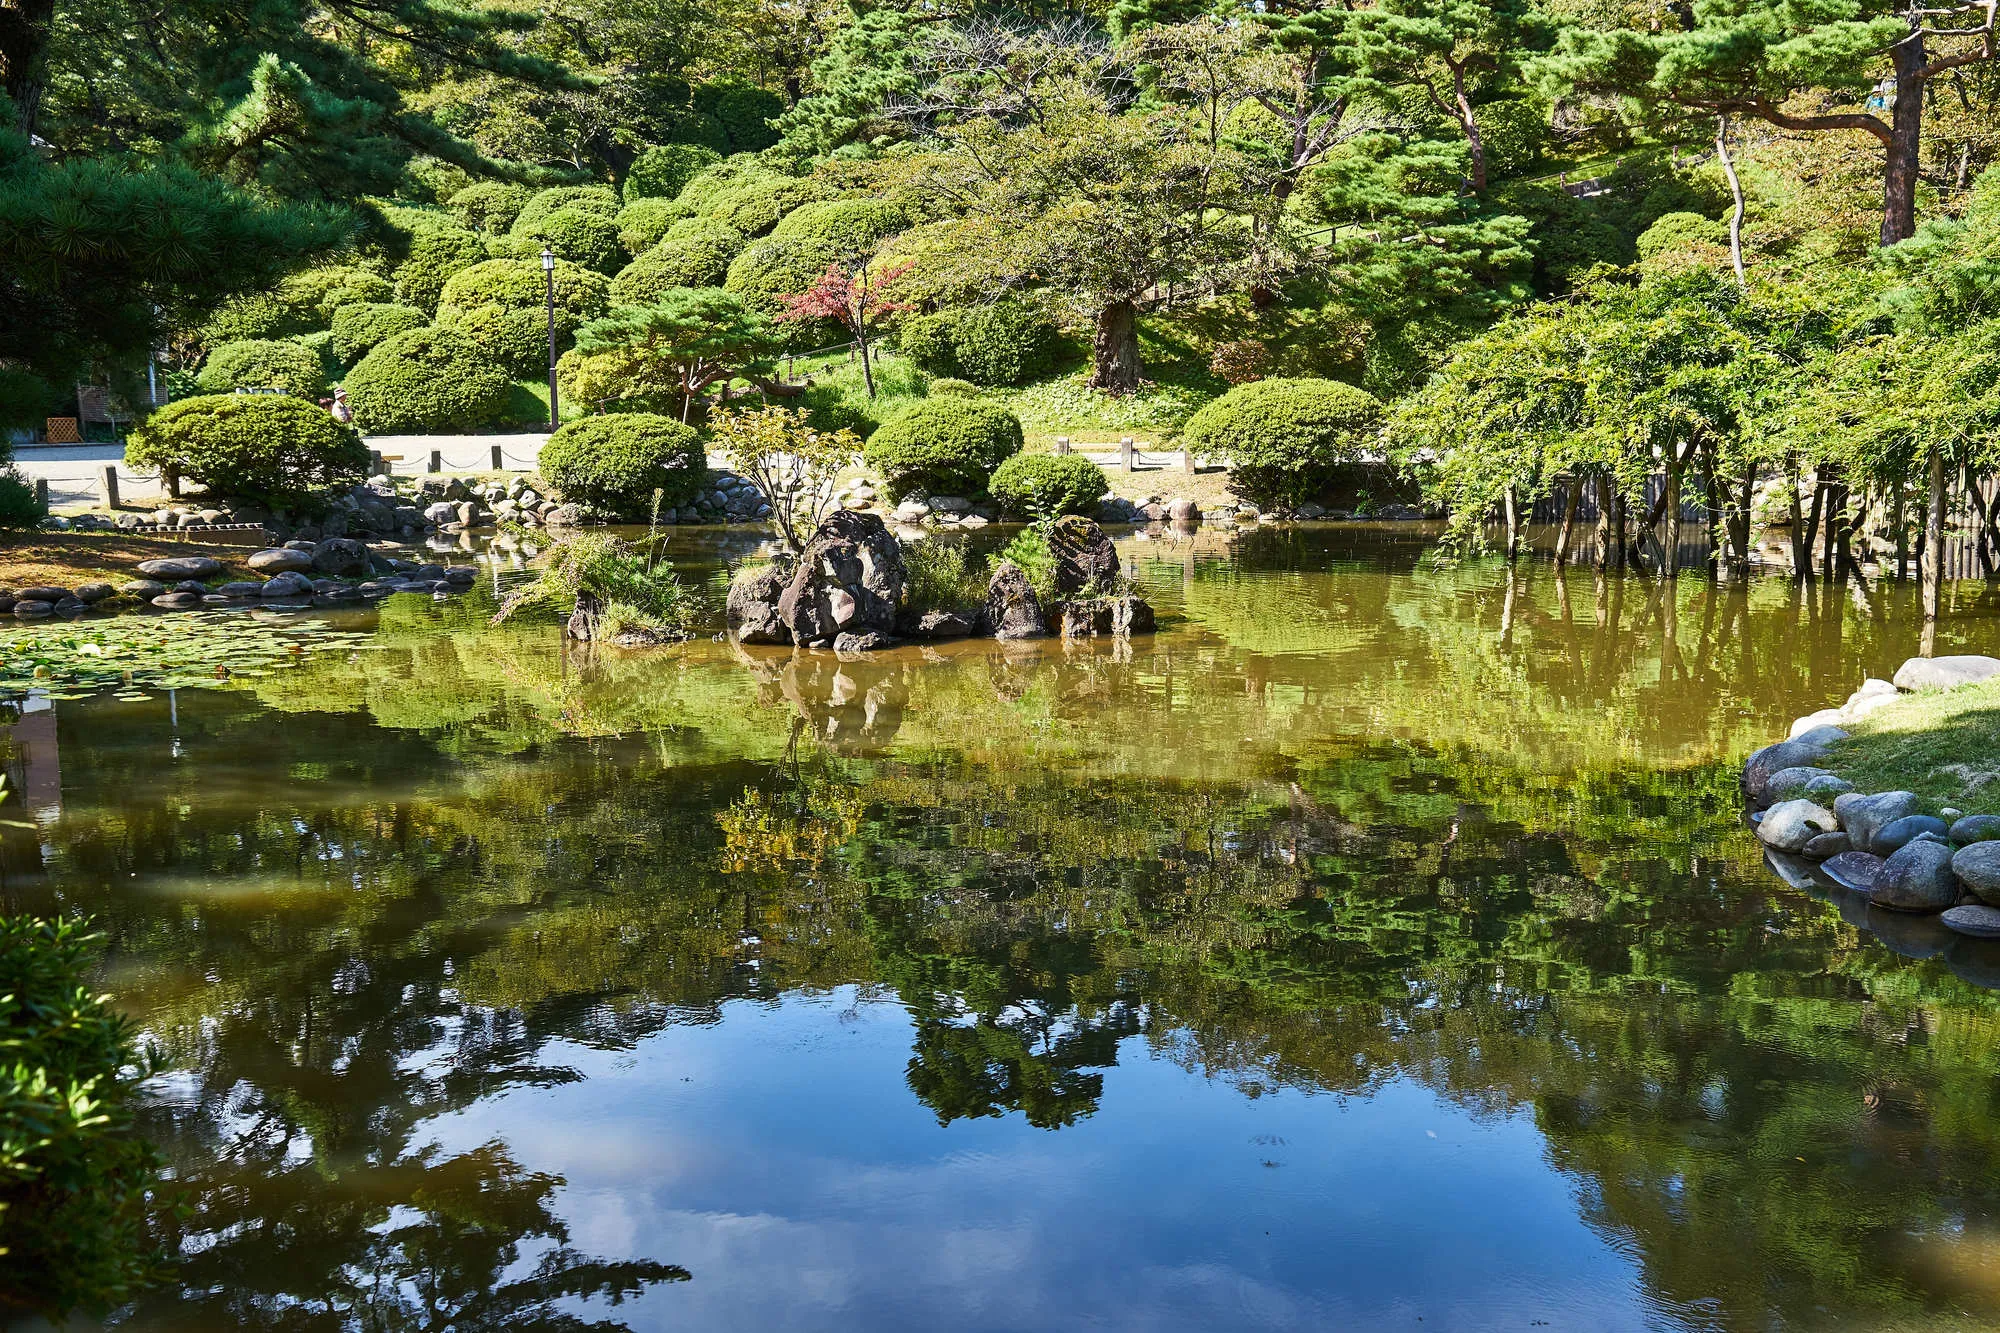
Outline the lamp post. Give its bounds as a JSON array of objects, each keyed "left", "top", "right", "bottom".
[{"left": 540, "top": 246, "right": 559, "bottom": 431}]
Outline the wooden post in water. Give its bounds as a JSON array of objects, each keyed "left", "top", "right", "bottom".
[
  {"left": 98, "top": 465, "right": 119, "bottom": 509},
  {"left": 368, "top": 449, "right": 384, "bottom": 475},
  {"left": 1503, "top": 488, "right": 1520, "bottom": 562}
]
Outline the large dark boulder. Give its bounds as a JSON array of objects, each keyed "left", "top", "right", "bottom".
[
  {"left": 778, "top": 511, "right": 906, "bottom": 647},
  {"left": 1049, "top": 516, "right": 1119, "bottom": 596},
  {"left": 1870, "top": 838, "right": 1959, "bottom": 912},
  {"left": 727, "top": 561, "right": 794, "bottom": 645},
  {"left": 310, "top": 537, "right": 371, "bottom": 577},
  {"left": 984, "top": 560, "right": 1046, "bottom": 640}
]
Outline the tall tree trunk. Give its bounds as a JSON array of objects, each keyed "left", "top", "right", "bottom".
[
  {"left": 1553, "top": 478, "right": 1580, "bottom": 565},
  {"left": 1893, "top": 471, "right": 1910, "bottom": 580},
  {"left": 1450, "top": 63, "right": 1488, "bottom": 194},
  {"left": 1787, "top": 464, "right": 1807, "bottom": 578},
  {"left": 1731, "top": 461, "right": 1755, "bottom": 580},
  {"left": 1882, "top": 30, "right": 1927, "bottom": 246},
  {"left": 1593, "top": 475, "right": 1612, "bottom": 570},
  {"left": 856, "top": 326, "right": 877, "bottom": 399},
  {"left": 1503, "top": 488, "right": 1520, "bottom": 562},
  {"left": 1613, "top": 492, "right": 1628, "bottom": 570},
  {"left": 1800, "top": 468, "right": 1826, "bottom": 579},
  {"left": 1089, "top": 299, "right": 1142, "bottom": 394},
  {"left": 1922, "top": 448, "right": 1947, "bottom": 621}
]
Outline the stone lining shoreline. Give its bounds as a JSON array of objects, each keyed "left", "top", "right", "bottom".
[{"left": 1744, "top": 654, "right": 2000, "bottom": 939}]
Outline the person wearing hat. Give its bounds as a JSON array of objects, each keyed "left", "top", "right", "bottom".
[{"left": 329, "top": 386, "right": 353, "bottom": 424}]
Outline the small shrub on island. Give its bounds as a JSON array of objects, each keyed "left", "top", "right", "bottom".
[
  {"left": 1180, "top": 377, "right": 1384, "bottom": 510},
  {"left": 539, "top": 412, "right": 708, "bottom": 515},
  {"left": 128, "top": 393, "right": 369, "bottom": 504},
  {"left": 864, "top": 398, "right": 1023, "bottom": 501},
  {"left": 989, "top": 453, "right": 1109, "bottom": 519},
  {"left": 330, "top": 302, "right": 429, "bottom": 366},
  {"left": 344, "top": 327, "right": 512, "bottom": 433},
  {"left": 196, "top": 338, "right": 329, "bottom": 398}
]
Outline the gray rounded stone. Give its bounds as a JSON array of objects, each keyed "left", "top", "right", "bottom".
[
  {"left": 1744, "top": 740, "right": 1832, "bottom": 802},
  {"left": 1950, "top": 815, "right": 2000, "bottom": 846},
  {"left": 1952, "top": 841, "right": 2000, "bottom": 905},
  {"left": 1790, "top": 724, "right": 1851, "bottom": 749},
  {"left": 135, "top": 556, "right": 222, "bottom": 579},
  {"left": 150, "top": 592, "right": 202, "bottom": 609},
  {"left": 1804, "top": 774, "right": 1856, "bottom": 798},
  {"left": 120, "top": 579, "right": 168, "bottom": 599},
  {"left": 247, "top": 547, "right": 315, "bottom": 574},
  {"left": 1893, "top": 654, "right": 2000, "bottom": 691},
  {"left": 1757, "top": 798, "right": 1840, "bottom": 853},
  {"left": 1801, "top": 831, "right": 1851, "bottom": 860},
  {"left": 1876, "top": 814, "right": 1951, "bottom": 855},
  {"left": 11, "top": 600, "right": 53, "bottom": 618},
  {"left": 1820, "top": 850, "right": 1885, "bottom": 895},
  {"left": 1833, "top": 790, "right": 1923, "bottom": 855},
  {"left": 73, "top": 582, "right": 115, "bottom": 603},
  {"left": 1765, "top": 767, "right": 1838, "bottom": 802},
  {"left": 1942, "top": 904, "right": 2000, "bottom": 939},
  {"left": 1871, "top": 838, "right": 1960, "bottom": 912}
]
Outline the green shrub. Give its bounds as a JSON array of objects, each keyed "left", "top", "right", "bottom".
[
  {"left": 511, "top": 185, "right": 620, "bottom": 233},
  {"left": 436, "top": 258, "right": 611, "bottom": 374},
  {"left": 626, "top": 143, "right": 722, "bottom": 200},
  {"left": 448, "top": 180, "right": 533, "bottom": 233},
  {"left": 495, "top": 530, "right": 699, "bottom": 637},
  {"left": 1181, "top": 376, "right": 1384, "bottom": 509},
  {"left": 392, "top": 227, "right": 490, "bottom": 313},
  {"left": 863, "top": 398, "right": 1023, "bottom": 501},
  {"left": 952, "top": 301, "right": 1058, "bottom": 386},
  {"left": 725, "top": 236, "right": 843, "bottom": 349},
  {"left": 330, "top": 302, "right": 430, "bottom": 366},
  {"left": 771, "top": 199, "right": 908, "bottom": 252},
  {"left": 196, "top": 338, "right": 328, "bottom": 397},
  {"left": 539, "top": 412, "right": 708, "bottom": 514},
  {"left": 610, "top": 230, "right": 742, "bottom": 305},
  {"left": 615, "top": 197, "right": 683, "bottom": 253},
  {"left": 128, "top": 393, "right": 369, "bottom": 502},
  {"left": 294, "top": 329, "right": 342, "bottom": 385},
  {"left": 698, "top": 81, "right": 783, "bottom": 153},
  {"left": 896, "top": 313, "right": 959, "bottom": 376},
  {"left": 344, "top": 327, "right": 512, "bottom": 433},
  {"left": 710, "top": 175, "right": 825, "bottom": 238},
  {"left": 989, "top": 452, "right": 1108, "bottom": 519},
  {"left": 991, "top": 525, "right": 1058, "bottom": 604},
  {"left": 286, "top": 264, "right": 395, "bottom": 322},
  {"left": 0, "top": 918, "right": 165, "bottom": 1320},
  {"left": 665, "top": 214, "right": 748, "bottom": 246},
  {"left": 0, "top": 467, "right": 46, "bottom": 528},
  {"left": 198, "top": 292, "right": 310, "bottom": 345},
  {"left": 901, "top": 538, "right": 984, "bottom": 613},
  {"left": 515, "top": 206, "right": 626, "bottom": 274},
  {"left": 1636, "top": 211, "right": 1729, "bottom": 259},
  {"left": 927, "top": 377, "right": 978, "bottom": 397}
]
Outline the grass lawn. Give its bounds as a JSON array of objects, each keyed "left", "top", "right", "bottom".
[
  {"left": 1823, "top": 679, "right": 2000, "bottom": 815},
  {"left": 0, "top": 532, "right": 264, "bottom": 587}
]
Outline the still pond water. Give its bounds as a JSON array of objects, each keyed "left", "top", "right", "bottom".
[{"left": 9, "top": 524, "right": 2000, "bottom": 1332}]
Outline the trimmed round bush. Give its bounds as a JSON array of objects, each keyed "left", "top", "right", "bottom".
[
  {"left": 771, "top": 199, "right": 908, "bottom": 252},
  {"left": 198, "top": 293, "right": 308, "bottom": 346},
  {"left": 295, "top": 330, "right": 342, "bottom": 384},
  {"left": 196, "top": 339, "right": 328, "bottom": 397},
  {"left": 449, "top": 181, "right": 533, "bottom": 233},
  {"left": 286, "top": 265, "right": 394, "bottom": 323},
  {"left": 127, "top": 394, "right": 369, "bottom": 504},
  {"left": 896, "top": 313, "right": 958, "bottom": 376},
  {"left": 927, "top": 377, "right": 978, "bottom": 397},
  {"left": 615, "top": 197, "right": 683, "bottom": 253},
  {"left": 698, "top": 82, "right": 783, "bottom": 153},
  {"left": 989, "top": 452, "right": 1109, "bottom": 520},
  {"left": 539, "top": 412, "right": 708, "bottom": 514},
  {"left": 514, "top": 206, "right": 625, "bottom": 274},
  {"left": 436, "top": 258, "right": 611, "bottom": 374},
  {"left": 1637, "top": 211, "right": 1729, "bottom": 260},
  {"left": 864, "top": 399, "right": 1024, "bottom": 501},
  {"left": 330, "top": 302, "right": 430, "bottom": 366},
  {"left": 952, "top": 301, "right": 1058, "bottom": 387},
  {"left": 611, "top": 232, "right": 741, "bottom": 305},
  {"left": 665, "top": 214, "right": 747, "bottom": 246},
  {"left": 1181, "top": 377, "right": 1384, "bottom": 509},
  {"left": 704, "top": 174, "right": 826, "bottom": 238},
  {"left": 344, "top": 327, "right": 511, "bottom": 434},
  {"left": 725, "top": 236, "right": 842, "bottom": 349},
  {"left": 393, "top": 227, "right": 489, "bottom": 312},
  {"left": 511, "top": 186, "right": 620, "bottom": 234},
  {"left": 626, "top": 143, "right": 722, "bottom": 200},
  {"left": 0, "top": 468, "right": 46, "bottom": 529}
]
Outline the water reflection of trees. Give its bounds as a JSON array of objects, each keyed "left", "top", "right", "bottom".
[{"left": 10, "top": 556, "right": 2000, "bottom": 1327}]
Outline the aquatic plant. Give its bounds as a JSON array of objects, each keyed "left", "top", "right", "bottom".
[
  {"left": 492, "top": 530, "right": 699, "bottom": 640},
  {"left": 0, "top": 616, "right": 376, "bottom": 699},
  {"left": 901, "top": 538, "right": 985, "bottom": 615}
]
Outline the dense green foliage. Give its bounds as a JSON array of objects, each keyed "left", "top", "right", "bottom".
[
  {"left": 495, "top": 531, "right": 700, "bottom": 638},
  {"left": 0, "top": 918, "right": 163, "bottom": 1320},
  {"left": 0, "top": 469, "right": 46, "bottom": 529},
  {"left": 343, "top": 327, "right": 512, "bottom": 434},
  {"left": 392, "top": 228, "right": 491, "bottom": 313},
  {"left": 625, "top": 143, "right": 723, "bottom": 200},
  {"left": 725, "top": 235, "right": 845, "bottom": 348},
  {"left": 988, "top": 452, "right": 1110, "bottom": 519},
  {"left": 436, "top": 258, "right": 611, "bottom": 374},
  {"left": 770, "top": 199, "right": 908, "bottom": 252},
  {"left": 447, "top": 182, "right": 533, "bottom": 235},
  {"left": 864, "top": 399, "right": 1024, "bottom": 500},
  {"left": 539, "top": 412, "right": 708, "bottom": 513},
  {"left": 613, "top": 197, "right": 682, "bottom": 253},
  {"left": 513, "top": 206, "right": 626, "bottom": 274},
  {"left": 1185, "top": 379, "right": 1385, "bottom": 509},
  {"left": 195, "top": 338, "right": 328, "bottom": 398},
  {"left": 127, "top": 393, "right": 369, "bottom": 503},
  {"left": 511, "top": 187, "right": 621, "bottom": 234},
  {"left": 610, "top": 230, "right": 741, "bottom": 304},
  {"left": 329, "top": 303, "right": 430, "bottom": 368}
]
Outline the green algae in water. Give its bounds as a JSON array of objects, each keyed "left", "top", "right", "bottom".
[{"left": 0, "top": 614, "right": 375, "bottom": 698}]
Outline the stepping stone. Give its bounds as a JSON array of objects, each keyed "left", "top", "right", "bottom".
[
  {"left": 1943, "top": 904, "right": 2000, "bottom": 939},
  {"left": 135, "top": 556, "right": 222, "bottom": 579}
]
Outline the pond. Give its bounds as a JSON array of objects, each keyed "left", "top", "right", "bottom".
[{"left": 8, "top": 524, "right": 2000, "bottom": 1332}]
